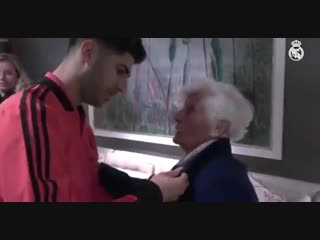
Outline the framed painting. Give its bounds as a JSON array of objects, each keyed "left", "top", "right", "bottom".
[{"left": 89, "top": 38, "right": 286, "bottom": 160}]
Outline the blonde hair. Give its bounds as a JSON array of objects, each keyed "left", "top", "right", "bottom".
[{"left": 0, "top": 53, "right": 31, "bottom": 92}]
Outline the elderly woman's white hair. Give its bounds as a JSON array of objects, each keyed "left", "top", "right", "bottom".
[{"left": 179, "top": 79, "right": 254, "bottom": 142}]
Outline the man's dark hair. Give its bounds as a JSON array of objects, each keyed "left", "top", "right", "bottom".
[{"left": 68, "top": 38, "right": 146, "bottom": 64}]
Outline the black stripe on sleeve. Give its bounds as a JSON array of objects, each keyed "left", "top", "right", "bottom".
[
  {"left": 20, "top": 90, "right": 41, "bottom": 202},
  {"left": 39, "top": 88, "right": 58, "bottom": 202}
]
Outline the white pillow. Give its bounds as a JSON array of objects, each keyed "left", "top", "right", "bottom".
[
  {"left": 99, "top": 149, "right": 155, "bottom": 175},
  {"left": 249, "top": 174, "right": 286, "bottom": 202},
  {"left": 249, "top": 174, "right": 312, "bottom": 202},
  {"left": 311, "top": 191, "right": 320, "bottom": 202},
  {"left": 296, "top": 195, "right": 312, "bottom": 202}
]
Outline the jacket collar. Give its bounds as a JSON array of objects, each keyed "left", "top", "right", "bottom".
[
  {"left": 39, "top": 73, "right": 86, "bottom": 120},
  {"left": 40, "top": 72, "right": 75, "bottom": 111},
  {"left": 177, "top": 139, "right": 216, "bottom": 167},
  {"left": 173, "top": 138, "right": 233, "bottom": 173}
]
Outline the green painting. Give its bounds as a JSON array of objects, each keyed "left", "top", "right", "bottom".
[{"left": 94, "top": 38, "right": 274, "bottom": 147}]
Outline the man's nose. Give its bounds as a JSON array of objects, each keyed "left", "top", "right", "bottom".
[
  {"left": 118, "top": 78, "right": 128, "bottom": 93},
  {"left": 175, "top": 110, "right": 183, "bottom": 122},
  {"left": 0, "top": 73, "right": 5, "bottom": 81},
  {"left": 117, "top": 85, "right": 126, "bottom": 94}
]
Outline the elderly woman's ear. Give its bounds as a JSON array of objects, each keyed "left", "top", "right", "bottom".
[{"left": 211, "top": 120, "right": 231, "bottom": 139}]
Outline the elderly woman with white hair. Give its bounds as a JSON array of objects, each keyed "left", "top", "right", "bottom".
[{"left": 172, "top": 79, "right": 258, "bottom": 202}]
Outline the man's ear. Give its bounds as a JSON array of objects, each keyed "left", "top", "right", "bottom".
[
  {"left": 215, "top": 120, "right": 231, "bottom": 138},
  {"left": 79, "top": 39, "right": 97, "bottom": 65}
]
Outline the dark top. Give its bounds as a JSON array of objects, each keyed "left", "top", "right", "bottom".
[
  {"left": 98, "top": 163, "right": 163, "bottom": 202},
  {"left": 0, "top": 89, "right": 15, "bottom": 104},
  {"left": 172, "top": 138, "right": 258, "bottom": 202}
]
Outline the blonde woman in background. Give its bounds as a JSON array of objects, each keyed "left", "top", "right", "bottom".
[{"left": 0, "top": 53, "right": 30, "bottom": 104}]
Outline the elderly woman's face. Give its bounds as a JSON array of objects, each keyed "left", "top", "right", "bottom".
[
  {"left": 0, "top": 61, "right": 18, "bottom": 93},
  {"left": 173, "top": 94, "right": 213, "bottom": 153}
]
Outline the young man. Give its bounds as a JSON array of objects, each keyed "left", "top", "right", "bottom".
[{"left": 0, "top": 38, "right": 188, "bottom": 202}]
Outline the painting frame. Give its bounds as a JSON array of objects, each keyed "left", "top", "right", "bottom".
[{"left": 89, "top": 38, "right": 286, "bottom": 160}]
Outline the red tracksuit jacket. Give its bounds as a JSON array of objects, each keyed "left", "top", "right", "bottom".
[{"left": 0, "top": 72, "right": 138, "bottom": 202}]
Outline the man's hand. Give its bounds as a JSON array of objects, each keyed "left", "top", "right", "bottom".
[{"left": 150, "top": 168, "right": 189, "bottom": 202}]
